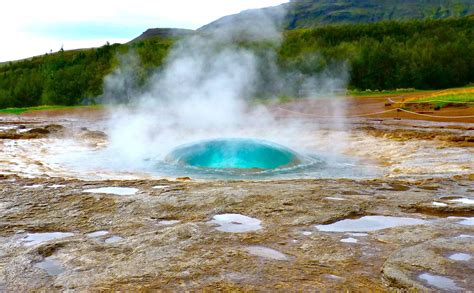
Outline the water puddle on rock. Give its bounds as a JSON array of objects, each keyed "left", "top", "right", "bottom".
[
  {"left": 449, "top": 198, "right": 474, "bottom": 205},
  {"left": 325, "top": 197, "right": 346, "bottom": 201},
  {"left": 158, "top": 220, "right": 180, "bottom": 226},
  {"left": 418, "top": 273, "right": 461, "bottom": 291},
  {"left": 348, "top": 233, "right": 368, "bottom": 237},
  {"left": 458, "top": 217, "right": 474, "bottom": 226},
  {"left": 209, "top": 214, "right": 262, "bottom": 233},
  {"left": 340, "top": 237, "right": 358, "bottom": 243},
  {"left": 432, "top": 202, "right": 448, "bottom": 207},
  {"left": 245, "top": 246, "right": 288, "bottom": 261},
  {"left": 105, "top": 236, "right": 123, "bottom": 244},
  {"left": 87, "top": 231, "right": 109, "bottom": 238},
  {"left": 21, "top": 232, "right": 74, "bottom": 247},
  {"left": 48, "top": 184, "right": 66, "bottom": 189},
  {"left": 448, "top": 253, "right": 472, "bottom": 261},
  {"left": 83, "top": 187, "right": 138, "bottom": 196},
  {"left": 23, "top": 184, "right": 43, "bottom": 189},
  {"left": 315, "top": 216, "right": 428, "bottom": 232},
  {"left": 34, "top": 256, "right": 65, "bottom": 276},
  {"left": 153, "top": 185, "right": 170, "bottom": 190}
]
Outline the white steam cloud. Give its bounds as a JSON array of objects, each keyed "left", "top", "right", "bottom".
[{"left": 99, "top": 7, "right": 349, "bottom": 173}]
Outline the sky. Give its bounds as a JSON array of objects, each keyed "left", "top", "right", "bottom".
[{"left": 0, "top": 0, "right": 289, "bottom": 62}]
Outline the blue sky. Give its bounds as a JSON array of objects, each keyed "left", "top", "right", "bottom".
[{"left": 1, "top": 0, "right": 289, "bottom": 62}]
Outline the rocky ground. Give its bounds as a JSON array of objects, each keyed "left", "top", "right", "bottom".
[{"left": 0, "top": 115, "right": 473, "bottom": 291}]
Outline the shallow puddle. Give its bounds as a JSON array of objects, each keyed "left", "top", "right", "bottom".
[
  {"left": 432, "top": 202, "right": 447, "bottom": 207},
  {"left": 458, "top": 217, "right": 474, "bottom": 226},
  {"left": 418, "top": 273, "right": 461, "bottom": 291},
  {"left": 158, "top": 220, "right": 180, "bottom": 226},
  {"left": 34, "top": 256, "right": 65, "bottom": 276},
  {"left": 21, "top": 232, "right": 74, "bottom": 247},
  {"left": 105, "top": 236, "right": 123, "bottom": 244},
  {"left": 449, "top": 198, "right": 474, "bottom": 205},
  {"left": 448, "top": 253, "right": 472, "bottom": 261},
  {"left": 209, "top": 214, "right": 262, "bottom": 233},
  {"left": 315, "top": 216, "right": 428, "bottom": 232},
  {"left": 83, "top": 187, "right": 138, "bottom": 196},
  {"left": 340, "top": 237, "right": 358, "bottom": 243},
  {"left": 24, "top": 184, "right": 43, "bottom": 189},
  {"left": 48, "top": 184, "right": 65, "bottom": 189},
  {"left": 325, "top": 197, "right": 346, "bottom": 201},
  {"left": 87, "top": 231, "right": 109, "bottom": 238},
  {"left": 245, "top": 246, "right": 287, "bottom": 261}
]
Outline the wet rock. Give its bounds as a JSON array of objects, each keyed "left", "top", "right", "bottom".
[
  {"left": 26, "top": 128, "right": 50, "bottom": 135},
  {"left": 382, "top": 236, "right": 474, "bottom": 290},
  {"left": 77, "top": 129, "right": 107, "bottom": 140}
]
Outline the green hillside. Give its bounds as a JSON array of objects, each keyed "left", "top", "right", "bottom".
[
  {"left": 200, "top": 0, "right": 474, "bottom": 31},
  {"left": 286, "top": 0, "right": 474, "bottom": 28},
  {"left": 0, "top": 17, "right": 473, "bottom": 108}
]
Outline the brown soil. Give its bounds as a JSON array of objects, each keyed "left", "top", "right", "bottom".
[{"left": 275, "top": 88, "right": 474, "bottom": 123}]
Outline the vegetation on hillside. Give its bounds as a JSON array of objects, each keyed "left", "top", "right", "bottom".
[
  {"left": 0, "top": 38, "right": 172, "bottom": 108},
  {"left": 200, "top": 0, "right": 474, "bottom": 31},
  {"left": 279, "top": 17, "right": 474, "bottom": 91},
  {"left": 0, "top": 17, "right": 473, "bottom": 108},
  {"left": 284, "top": 0, "right": 474, "bottom": 28}
]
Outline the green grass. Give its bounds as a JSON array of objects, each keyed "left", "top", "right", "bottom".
[
  {"left": 348, "top": 88, "right": 421, "bottom": 97},
  {"left": 408, "top": 93, "right": 474, "bottom": 109},
  {"left": 0, "top": 105, "right": 102, "bottom": 115}
]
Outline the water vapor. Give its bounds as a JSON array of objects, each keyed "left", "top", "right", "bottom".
[{"left": 98, "top": 6, "right": 350, "bottom": 174}]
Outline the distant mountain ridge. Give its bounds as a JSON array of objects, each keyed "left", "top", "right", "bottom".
[
  {"left": 129, "top": 28, "right": 194, "bottom": 43},
  {"left": 199, "top": 0, "right": 474, "bottom": 31}
]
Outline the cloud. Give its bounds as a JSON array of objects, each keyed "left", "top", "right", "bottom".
[{"left": 0, "top": 0, "right": 289, "bottom": 61}]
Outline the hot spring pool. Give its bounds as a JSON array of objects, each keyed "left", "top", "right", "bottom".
[
  {"left": 53, "top": 137, "right": 378, "bottom": 180},
  {"left": 166, "top": 138, "right": 302, "bottom": 170},
  {"left": 156, "top": 138, "right": 377, "bottom": 179}
]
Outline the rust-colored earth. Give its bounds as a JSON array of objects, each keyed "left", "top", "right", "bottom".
[{"left": 275, "top": 87, "right": 474, "bottom": 123}]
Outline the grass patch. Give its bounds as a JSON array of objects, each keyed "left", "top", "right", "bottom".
[
  {"left": 410, "top": 93, "right": 474, "bottom": 109},
  {"left": 348, "top": 88, "right": 421, "bottom": 97},
  {"left": 0, "top": 105, "right": 102, "bottom": 115}
]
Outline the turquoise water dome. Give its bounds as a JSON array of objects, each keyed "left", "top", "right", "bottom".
[{"left": 166, "top": 138, "right": 301, "bottom": 170}]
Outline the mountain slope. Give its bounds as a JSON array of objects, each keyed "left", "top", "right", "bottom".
[
  {"left": 199, "top": 0, "right": 474, "bottom": 31},
  {"left": 129, "top": 28, "right": 194, "bottom": 43}
]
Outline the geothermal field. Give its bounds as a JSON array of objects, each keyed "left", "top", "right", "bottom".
[
  {"left": 1, "top": 90, "right": 473, "bottom": 291},
  {"left": 1, "top": 3, "right": 474, "bottom": 292}
]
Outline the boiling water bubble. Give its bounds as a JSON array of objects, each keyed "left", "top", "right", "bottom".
[{"left": 167, "top": 138, "right": 302, "bottom": 170}]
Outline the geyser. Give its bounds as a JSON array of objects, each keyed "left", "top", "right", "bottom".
[{"left": 166, "top": 138, "right": 301, "bottom": 170}]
